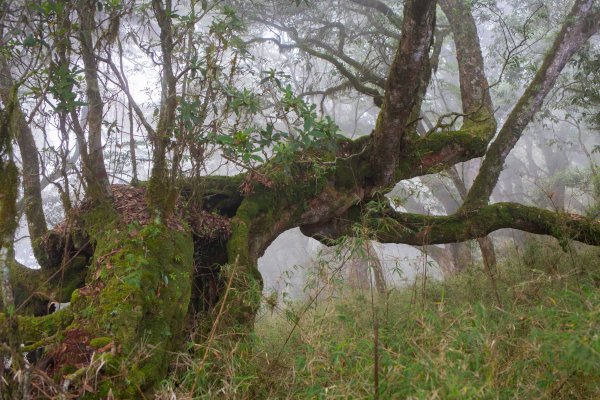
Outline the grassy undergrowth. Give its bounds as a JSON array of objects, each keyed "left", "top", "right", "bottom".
[{"left": 158, "top": 239, "right": 600, "bottom": 399}]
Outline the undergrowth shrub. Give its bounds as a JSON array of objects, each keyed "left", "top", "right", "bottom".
[{"left": 156, "top": 239, "right": 600, "bottom": 399}]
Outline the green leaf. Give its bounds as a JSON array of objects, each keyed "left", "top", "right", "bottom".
[
  {"left": 23, "top": 35, "right": 36, "bottom": 47},
  {"left": 303, "top": 115, "right": 313, "bottom": 132}
]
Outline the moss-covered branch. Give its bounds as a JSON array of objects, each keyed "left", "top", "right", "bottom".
[
  {"left": 0, "top": 310, "right": 73, "bottom": 343},
  {"left": 7, "top": 254, "right": 89, "bottom": 316},
  {"left": 401, "top": 116, "right": 495, "bottom": 178},
  {"left": 304, "top": 202, "right": 600, "bottom": 247},
  {"left": 376, "top": 204, "right": 600, "bottom": 246}
]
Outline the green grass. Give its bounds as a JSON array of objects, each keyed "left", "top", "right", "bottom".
[{"left": 157, "top": 239, "right": 600, "bottom": 399}]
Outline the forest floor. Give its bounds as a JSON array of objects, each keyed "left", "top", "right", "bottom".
[{"left": 157, "top": 238, "right": 600, "bottom": 399}]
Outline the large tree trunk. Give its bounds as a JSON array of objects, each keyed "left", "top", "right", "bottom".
[{"left": 2, "top": 188, "right": 200, "bottom": 397}]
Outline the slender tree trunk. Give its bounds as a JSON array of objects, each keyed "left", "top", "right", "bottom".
[
  {"left": 446, "top": 168, "right": 498, "bottom": 273},
  {"left": 128, "top": 103, "right": 139, "bottom": 185},
  {"left": 0, "top": 57, "right": 49, "bottom": 268},
  {"left": 439, "top": 0, "right": 494, "bottom": 114},
  {"left": 425, "top": 245, "right": 459, "bottom": 275},
  {"left": 366, "top": 242, "right": 387, "bottom": 294},
  {"left": 76, "top": 0, "right": 112, "bottom": 202},
  {"left": 148, "top": 0, "right": 178, "bottom": 217},
  {"left": 346, "top": 242, "right": 386, "bottom": 294}
]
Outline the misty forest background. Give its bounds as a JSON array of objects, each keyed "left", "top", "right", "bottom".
[{"left": 1, "top": 0, "right": 600, "bottom": 398}]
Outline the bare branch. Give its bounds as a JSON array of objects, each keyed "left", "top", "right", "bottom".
[{"left": 349, "top": 0, "right": 402, "bottom": 27}]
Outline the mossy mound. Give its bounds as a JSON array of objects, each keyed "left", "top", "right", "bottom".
[{"left": 39, "top": 204, "right": 195, "bottom": 398}]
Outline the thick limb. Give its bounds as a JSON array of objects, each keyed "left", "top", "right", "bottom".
[
  {"left": 369, "top": 0, "right": 436, "bottom": 187},
  {"left": 303, "top": 203, "right": 600, "bottom": 248}
]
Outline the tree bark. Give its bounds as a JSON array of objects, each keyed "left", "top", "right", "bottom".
[{"left": 370, "top": 0, "right": 436, "bottom": 187}]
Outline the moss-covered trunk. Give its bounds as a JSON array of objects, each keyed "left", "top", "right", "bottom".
[
  {"left": 67, "top": 207, "right": 193, "bottom": 396},
  {"left": 1, "top": 177, "right": 276, "bottom": 397},
  {"left": 0, "top": 56, "right": 49, "bottom": 267},
  {"left": 0, "top": 85, "right": 32, "bottom": 398},
  {"left": 4, "top": 202, "right": 195, "bottom": 398}
]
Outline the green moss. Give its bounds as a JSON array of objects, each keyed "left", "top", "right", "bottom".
[
  {"left": 52, "top": 205, "right": 196, "bottom": 396},
  {"left": 89, "top": 336, "right": 112, "bottom": 349},
  {"left": 0, "top": 309, "right": 74, "bottom": 343},
  {"left": 81, "top": 203, "right": 119, "bottom": 237},
  {"left": 0, "top": 162, "right": 19, "bottom": 246}
]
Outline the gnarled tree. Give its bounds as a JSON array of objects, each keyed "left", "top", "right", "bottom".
[{"left": 1, "top": 0, "right": 600, "bottom": 397}]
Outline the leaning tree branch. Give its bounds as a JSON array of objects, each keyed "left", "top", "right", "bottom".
[
  {"left": 299, "top": 80, "right": 354, "bottom": 99},
  {"left": 463, "top": 0, "right": 600, "bottom": 210},
  {"left": 101, "top": 55, "right": 157, "bottom": 137},
  {"left": 300, "top": 37, "right": 386, "bottom": 88}
]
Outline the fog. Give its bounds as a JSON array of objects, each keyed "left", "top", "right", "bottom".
[{"left": 9, "top": 0, "right": 600, "bottom": 299}]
